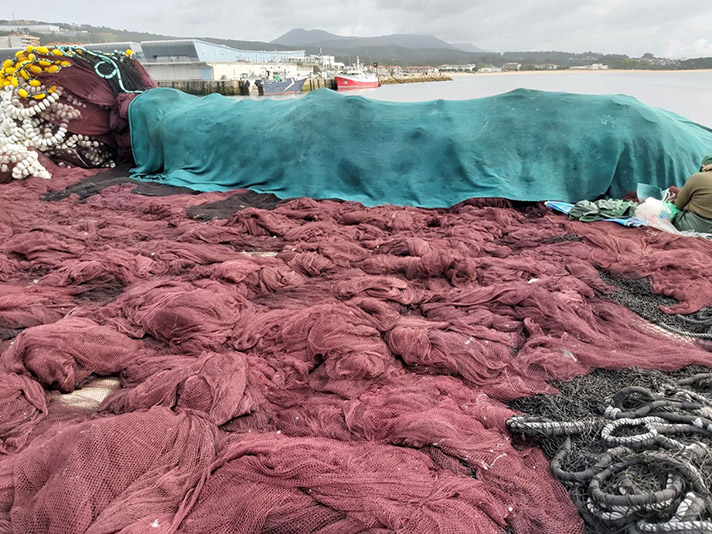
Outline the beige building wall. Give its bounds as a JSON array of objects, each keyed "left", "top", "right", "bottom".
[
  {"left": 210, "top": 62, "right": 314, "bottom": 80},
  {"left": 142, "top": 62, "right": 208, "bottom": 81}
]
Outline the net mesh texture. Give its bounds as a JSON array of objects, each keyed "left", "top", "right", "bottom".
[{"left": 1, "top": 167, "right": 712, "bottom": 533}]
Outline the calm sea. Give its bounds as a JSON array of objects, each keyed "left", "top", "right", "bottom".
[{"left": 340, "top": 70, "right": 712, "bottom": 127}]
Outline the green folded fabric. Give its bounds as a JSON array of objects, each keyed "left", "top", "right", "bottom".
[
  {"left": 129, "top": 87, "right": 712, "bottom": 208},
  {"left": 569, "top": 199, "right": 638, "bottom": 222}
]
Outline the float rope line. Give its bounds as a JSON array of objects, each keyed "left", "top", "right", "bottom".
[
  {"left": 0, "top": 44, "right": 150, "bottom": 180},
  {"left": 656, "top": 305, "right": 712, "bottom": 339},
  {"left": 677, "top": 308, "right": 712, "bottom": 328},
  {"left": 656, "top": 321, "right": 712, "bottom": 339},
  {"left": 1, "top": 45, "right": 142, "bottom": 100},
  {"left": 61, "top": 47, "right": 145, "bottom": 95}
]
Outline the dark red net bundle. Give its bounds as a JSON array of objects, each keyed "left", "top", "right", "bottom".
[{"left": 1, "top": 167, "right": 712, "bottom": 533}]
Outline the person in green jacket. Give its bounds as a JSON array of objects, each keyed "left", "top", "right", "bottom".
[{"left": 669, "top": 154, "right": 712, "bottom": 233}]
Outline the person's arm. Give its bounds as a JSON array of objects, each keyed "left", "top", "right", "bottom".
[
  {"left": 667, "top": 185, "right": 680, "bottom": 201},
  {"left": 675, "top": 174, "right": 699, "bottom": 210}
]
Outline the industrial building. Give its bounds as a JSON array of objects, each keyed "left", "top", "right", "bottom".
[
  {"left": 141, "top": 39, "right": 305, "bottom": 64},
  {"left": 137, "top": 39, "right": 311, "bottom": 82}
]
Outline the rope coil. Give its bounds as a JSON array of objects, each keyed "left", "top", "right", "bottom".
[{"left": 508, "top": 368, "right": 712, "bottom": 533}]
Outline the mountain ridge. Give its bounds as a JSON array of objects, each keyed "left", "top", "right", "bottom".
[
  {"left": 272, "top": 28, "right": 459, "bottom": 51},
  {"left": 451, "top": 42, "right": 486, "bottom": 53}
]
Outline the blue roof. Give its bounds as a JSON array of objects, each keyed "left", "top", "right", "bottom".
[{"left": 140, "top": 39, "right": 304, "bottom": 63}]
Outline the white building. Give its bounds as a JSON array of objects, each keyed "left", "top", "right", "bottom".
[
  {"left": 304, "top": 53, "right": 336, "bottom": 70},
  {"left": 478, "top": 66, "right": 503, "bottom": 73},
  {"left": 570, "top": 63, "right": 609, "bottom": 70},
  {"left": 502, "top": 63, "right": 521, "bottom": 71},
  {"left": 0, "top": 34, "right": 40, "bottom": 49},
  {"left": 141, "top": 40, "right": 305, "bottom": 65}
]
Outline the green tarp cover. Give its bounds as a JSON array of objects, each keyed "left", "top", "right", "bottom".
[{"left": 129, "top": 87, "right": 712, "bottom": 208}]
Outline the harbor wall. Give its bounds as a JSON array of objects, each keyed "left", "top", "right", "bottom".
[
  {"left": 156, "top": 80, "right": 245, "bottom": 96},
  {"left": 302, "top": 78, "right": 337, "bottom": 91},
  {"left": 380, "top": 74, "right": 452, "bottom": 84}
]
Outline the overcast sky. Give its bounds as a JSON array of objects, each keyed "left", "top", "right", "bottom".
[{"left": 5, "top": 0, "right": 712, "bottom": 58}]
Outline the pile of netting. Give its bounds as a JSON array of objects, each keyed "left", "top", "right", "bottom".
[
  {"left": 0, "top": 44, "right": 155, "bottom": 183},
  {"left": 509, "top": 366, "right": 712, "bottom": 533},
  {"left": 1, "top": 166, "right": 712, "bottom": 533}
]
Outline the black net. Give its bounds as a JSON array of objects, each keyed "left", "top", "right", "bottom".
[
  {"left": 186, "top": 191, "right": 286, "bottom": 220},
  {"left": 44, "top": 165, "right": 198, "bottom": 202},
  {"left": 600, "top": 270, "right": 712, "bottom": 339}
]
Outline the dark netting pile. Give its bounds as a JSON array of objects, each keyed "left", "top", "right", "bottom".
[
  {"left": 1, "top": 168, "right": 712, "bottom": 533},
  {"left": 600, "top": 271, "right": 712, "bottom": 340},
  {"left": 509, "top": 366, "right": 712, "bottom": 534},
  {"left": 43, "top": 164, "right": 199, "bottom": 202}
]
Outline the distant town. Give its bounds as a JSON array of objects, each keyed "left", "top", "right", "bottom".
[{"left": 1, "top": 20, "right": 711, "bottom": 94}]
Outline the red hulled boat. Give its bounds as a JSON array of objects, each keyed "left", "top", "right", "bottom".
[{"left": 335, "top": 58, "right": 379, "bottom": 90}]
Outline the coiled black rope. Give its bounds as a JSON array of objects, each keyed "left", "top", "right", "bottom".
[{"left": 508, "top": 367, "right": 712, "bottom": 534}]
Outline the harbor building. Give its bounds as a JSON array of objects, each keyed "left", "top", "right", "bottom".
[
  {"left": 0, "top": 34, "right": 40, "bottom": 49},
  {"left": 478, "top": 66, "right": 503, "bottom": 73},
  {"left": 139, "top": 39, "right": 309, "bottom": 81},
  {"left": 570, "top": 63, "right": 609, "bottom": 70}
]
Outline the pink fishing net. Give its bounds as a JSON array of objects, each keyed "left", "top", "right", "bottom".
[{"left": 1, "top": 167, "right": 712, "bottom": 533}]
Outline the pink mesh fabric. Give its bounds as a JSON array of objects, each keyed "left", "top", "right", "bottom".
[
  {"left": 1, "top": 168, "right": 712, "bottom": 533},
  {"left": 100, "top": 351, "right": 256, "bottom": 425},
  {"left": 178, "top": 433, "right": 510, "bottom": 534},
  {"left": 0, "top": 408, "right": 215, "bottom": 534},
  {"left": 96, "top": 280, "right": 246, "bottom": 353},
  {"left": 0, "top": 285, "right": 73, "bottom": 333},
  {"left": 0, "top": 373, "right": 46, "bottom": 454},
  {"left": 1, "top": 317, "right": 143, "bottom": 392}
]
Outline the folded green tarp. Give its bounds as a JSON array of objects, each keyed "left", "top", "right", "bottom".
[{"left": 129, "top": 87, "right": 712, "bottom": 208}]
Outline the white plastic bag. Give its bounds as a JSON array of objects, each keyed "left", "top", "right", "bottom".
[{"left": 633, "top": 197, "right": 679, "bottom": 233}]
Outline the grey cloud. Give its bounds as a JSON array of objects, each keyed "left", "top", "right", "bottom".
[{"left": 8, "top": 0, "right": 712, "bottom": 56}]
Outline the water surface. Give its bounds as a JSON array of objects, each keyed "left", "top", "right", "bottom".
[{"left": 347, "top": 70, "right": 712, "bottom": 127}]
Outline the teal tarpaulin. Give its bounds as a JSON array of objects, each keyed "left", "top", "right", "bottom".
[{"left": 129, "top": 87, "right": 712, "bottom": 208}]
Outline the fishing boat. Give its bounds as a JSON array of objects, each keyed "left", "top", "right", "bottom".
[
  {"left": 335, "top": 58, "right": 379, "bottom": 90},
  {"left": 255, "top": 75, "right": 307, "bottom": 96}
]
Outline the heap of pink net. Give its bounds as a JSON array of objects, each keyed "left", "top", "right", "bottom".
[{"left": 1, "top": 167, "right": 712, "bottom": 534}]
